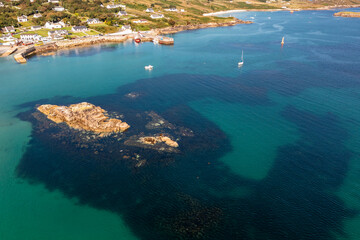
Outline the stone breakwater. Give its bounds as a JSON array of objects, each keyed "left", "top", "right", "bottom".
[
  {"left": 37, "top": 102, "right": 130, "bottom": 134},
  {"left": 55, "top": 35, "right": 130, "bottom": 49},
  {"left": 154, "top": 19, "right": 252, "bottom": 35},
  {"left": 334, "top": 11, "right": 360, "bottom": 18}
]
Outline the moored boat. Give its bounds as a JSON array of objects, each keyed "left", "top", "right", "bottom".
[
  {"left": 145, "top": 65, "right": 153, "bottom": 70},
  {"left": 159, "top": 37, "right": 174, "bottom": 45},
  {"left": 238, "top": 50, "right": 244, "bottom": 67}
]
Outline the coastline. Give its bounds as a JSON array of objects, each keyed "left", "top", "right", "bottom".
[{"left": 1, "top": 19, "right": 252, "bottom": 63}]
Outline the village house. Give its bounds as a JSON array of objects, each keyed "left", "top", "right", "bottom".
[
  {"left": 71, "top": 26, "right": 88, "bottom": 32},
  {"left": 150, "top": 14, "right": 164, "bottom": 19},
  {"left": 0, "top": 34, "right": 15, "bottom": 42},
  {"left": 31, "top": 25, "right": 42, "bottom": 31},
  {"left": 107, "top": 4, "right": 126, "bottom": 9},
  {"left": 17, "top": 15, "right": 28, "bottom": 23},
  {"left": 44, "top": 21, "right": 63, "bottom": 29},
  {"left": 53, "top": 6, "right": 65, "bottom": 11},
  {"left": 2, "top": 26, "right": 15, "bottom": 33},
  {"left": 20, "top": 34, "right": 41, "bottom": 42},
  {"left": 146, "top": 8, "right": 154, "bottom": 13},
  {"left": 121, "top": 25, "right": 131, "bottom": 31},
  {"left": 48, "top": 29, "right": 68, "bottom": 36},
  {"left": 132, "top": 19, "right": 148, "bottom": 24},
  {"left": 117, "top": 11, "right": 127, "bottom": 16},
  {"left": 33, "top": 13, "right": 42, "bottom": 18},
  {"left": 48, "top": 30, "right": 68, "bottom": 39},
  {"left": 87, "top": 18, "right": 101, "bottom": 24},
  {"left": 48, "top": 0, "right": 59, "bottom": 3},
  {"left": 0, "top": 2, "right": 4, "bottom": 7},
  {"left": 165, "top": 7, "right": 177, "bottom": 12}
]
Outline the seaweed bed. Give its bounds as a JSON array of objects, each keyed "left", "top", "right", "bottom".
[{"left": 16, "top": 73, "right": 357, "bottom": 240}]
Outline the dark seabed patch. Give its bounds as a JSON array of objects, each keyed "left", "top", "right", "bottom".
[{"left": 16, "top": 73, "right": 357, "bottom": 239}]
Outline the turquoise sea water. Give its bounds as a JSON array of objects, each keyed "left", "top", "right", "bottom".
[{"left": 1, "top": 8, "right": 360, "bottom": 240}]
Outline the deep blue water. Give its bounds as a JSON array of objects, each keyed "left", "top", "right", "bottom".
[{"left": 1, "top": 8, "right": 360, "bottom": 240}]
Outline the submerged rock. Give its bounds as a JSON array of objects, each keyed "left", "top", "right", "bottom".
[{"left": 37, "top": 102, "right": 130, "bottom": 134}]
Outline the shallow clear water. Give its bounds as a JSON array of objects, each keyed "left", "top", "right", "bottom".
[{"left": 0, "top": 8, "right": 360, "bottom": 240}]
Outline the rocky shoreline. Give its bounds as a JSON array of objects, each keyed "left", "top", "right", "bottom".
[
  {"left": 154, "top": 19, "right": 252, "bottom": 35},
  {"left": 334, "top": 11, "right": 360, "bottom": 17}
]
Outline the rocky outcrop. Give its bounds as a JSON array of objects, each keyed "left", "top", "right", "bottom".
[
  {"left": 334, "top": 11, "right": 360, "bottom": 17},
  {"left": 155, "top": 19, "right": 252, "bottom": 35},
  {"left": 37, "top": 102, "right": 130, "bottom": 134},
  {"left": 140, "top": 136, "right": 179, "bottom": 148}
]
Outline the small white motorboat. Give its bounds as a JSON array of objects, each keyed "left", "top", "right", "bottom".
[
  {"left": 145, "top": 65, "right": 153, "bottom": 70},
  {"left": 238, "top": 50, "right": 244, "bottom": 67}
]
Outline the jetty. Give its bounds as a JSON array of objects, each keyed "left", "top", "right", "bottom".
[
  {"left": 13, "top": 46, "right": 36, "bottom": 64},
  {"left": 1, "top": 47, "right": 18, "bottom": 57}
]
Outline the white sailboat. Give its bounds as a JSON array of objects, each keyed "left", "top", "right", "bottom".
[
  {"left": 238, "top": 50, "right": 244, "bottom": 67},
  {"left": 281, "top": 36, "right": 285, "bottom": 46}
]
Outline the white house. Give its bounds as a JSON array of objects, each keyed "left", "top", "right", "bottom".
[
  {"left": 117, "top": 11, "right": 127, "bottom": 16},
  {"left": 31, "top": 25, "right": 42, "bottom": 30},
  {"left": 87, "top": 18, "right": 101, "bottom": 24},
  {"left": 0, "top": 34, "right": 15, "bottom": 42},
  {"left": 180, "top": 9, "right": 185, "bottom": 12},
  {"left": 107, "top": 4, "right": 126, "bottom": 9},
  {"left": 48, "top": 29, "right": 68, "bottom": 36},
  {"left": 53, "top": 6, "right": 65, "bottom": 11},
  {"left": 48, "top": 0, "right": 59, "bottom": 3},
  {"left": 44, "top": 21, "right": 62, "bottom": 29},
  {"left": 0, "top": 2, "right": 4, "bottom": 7},
  {"left": 2, "top": 26, "right": 15, "bottom": 33},
  {"left": 48, "top": 30, "right": 68, "bottom": 39},
  {"left": 146, "top": 8, "right": 154, "bottom": 13},
  {"left": 17, "top": 15, "right": 28, "bottom": 22},
  {"left": 72, "top": 26, "right": 88, "bottom": 32},
  {"left": 33, "top": 13, "right": 42, "bottom": 18},
  {"left": 150, "top": 14, "right": 164, "bottom": 19},
  {"left": 20, "top": 34, "right": 41, "bottom": 42},
  {"left": 132, "top": 19, "right": 148, "bottom": 24},
  {"left": 165, "top": 8, "right": 177, "bottom": 12},
  {"left": 121, "top": 25, "right": 131, "bottom": 31}
]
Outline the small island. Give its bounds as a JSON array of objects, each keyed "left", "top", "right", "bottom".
[
  {"left": 334, "top": 11, "right": 360, "bottom": 17},
  {"left": 37, "top": 102, "right": 130, "bottom": 134}
]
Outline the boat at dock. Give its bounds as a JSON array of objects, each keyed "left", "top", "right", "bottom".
[
  {"left": 159, "top": 37, "right": 174, "bottom": 45},
  {"left": 238, "top": 50, "right": 244, "bottom": 67}
]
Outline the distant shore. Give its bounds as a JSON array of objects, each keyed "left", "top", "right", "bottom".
[{"left": 203, "top": 4, "right": 360, "bottom": 16}]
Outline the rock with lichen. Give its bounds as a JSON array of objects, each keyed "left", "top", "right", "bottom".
[{"left": 37, "top": 102, "right": 130, "bottom": 134}]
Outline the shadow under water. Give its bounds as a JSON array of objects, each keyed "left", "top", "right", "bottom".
[{"left": 16, "top": 73, "right": 356, "bottom": 239}]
